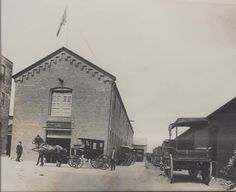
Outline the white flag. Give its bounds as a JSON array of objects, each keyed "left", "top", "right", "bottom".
[{"left": 57, "top": 7, "right": 67, "bottom": 37}]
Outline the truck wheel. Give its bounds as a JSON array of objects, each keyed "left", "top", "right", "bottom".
[
  {"left": 188, "top": 168, "right": 198, "bottom": 178},
  {"left": 202, "top": 162, "right": 212, "bottom": 185},
  {"left": 167, "top": 154, "right": 173, "bottom": 183}
]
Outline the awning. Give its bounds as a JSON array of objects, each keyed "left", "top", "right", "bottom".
[
  {"left": 43, "top": 127, "right": 73, "bottom": 131},
  {"left": 168, "top": 117, "right": 209, "bottom": 131},
  {"left": 120, "top": 145, "right": 134, "bottom": 149},
  {"left": 46, "top": 135, "right": 71, "bottom": 139}
]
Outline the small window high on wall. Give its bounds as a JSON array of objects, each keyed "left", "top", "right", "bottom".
[{"left": 50, "top": 88, "right": 72, "bottom": 117}]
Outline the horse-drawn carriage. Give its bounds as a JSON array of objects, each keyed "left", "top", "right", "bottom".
[
  {"left": 117, "top": 145, "right": 136, "bottom": 166},
  {"left": 32, "top": 136, "right": 110, "bottom": 170},
  {"left": 69, "top": 138, "right": 110, "bottom": 170},
  {"left": 162, "top": 118, "right": 213, "bottom": 185}
]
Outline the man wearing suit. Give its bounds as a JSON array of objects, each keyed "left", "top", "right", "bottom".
[
  {"left": 16, "top": 141, "right": 23, "bottom": 162},
  {"left": 110, "top": 147, "right": 116, "bottom": 171}
]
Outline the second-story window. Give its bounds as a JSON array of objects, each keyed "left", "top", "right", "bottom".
[
  {"left": 50, "top": 88, "right": 72, "bottom": 117},
  {"left": 1, "top": 65, "right": 6, "bottom": 83}
]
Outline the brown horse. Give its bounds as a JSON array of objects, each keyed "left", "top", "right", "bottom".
[{"left": 34, "top": 143, "right": 67, "bottom": 167}]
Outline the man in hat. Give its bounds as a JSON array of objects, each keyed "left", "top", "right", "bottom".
[
  {"left": 110, "top": 147, "right": 116, "bottom": 171},
  {"left": 16, "top": 141, "right": 23, "bottom": 162},
  {"left": 33, "top": 134, "right": 44, "bottom": 148}
]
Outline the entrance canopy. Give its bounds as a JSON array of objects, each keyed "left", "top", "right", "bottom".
[
  {"left": 168, "top": 117, "right": 209, "bottom": 131},
  {"left": 120, "top": 145, "right": 134, "bottom": 149}
]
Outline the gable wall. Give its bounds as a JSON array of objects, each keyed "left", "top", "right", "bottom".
[{"left": 11, "top": 52, "right": 112, "bottom": 159}]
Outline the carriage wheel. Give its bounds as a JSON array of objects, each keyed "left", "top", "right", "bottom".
[
  {"left": 68, "top": 158, "right": 74, "bottom": 168},
  {"left": 100, "top": 162, "right": 110, "bottom": 170},
  {"left": 98, "top": 155, "right": 110, "bottom": 170},
  {"left": 74, "top": 157, "right": 84, "bottom": 169},
  {"left": 68, "top": 157, "right": 83, "bottom": 168},
  {"left": 202, "top": 162, "right": 212, "bottom": 185},
  {"left": 188, "top": 168, "right": 198, "bottom": 178},
  {"left": 167, "top": 154, "right": 173, "bottom": 183},
  {"left": 90, "top": 159, "right": 99, "bottom": 169}
]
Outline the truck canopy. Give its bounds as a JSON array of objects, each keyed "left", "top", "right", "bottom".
[{"left": 168, "top": 117, "right": 209, "bottom": 131}]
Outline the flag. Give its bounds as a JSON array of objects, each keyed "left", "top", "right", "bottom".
[{"left": 57, "top": 7, "right": 67, "bottom": 37}]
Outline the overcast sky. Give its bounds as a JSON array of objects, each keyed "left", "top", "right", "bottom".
[{"left": 3, "top": 0, "right": 236, "bottom": 151}]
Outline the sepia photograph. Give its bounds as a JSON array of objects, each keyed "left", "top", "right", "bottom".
[{"left": 1, "top": 0, "right": 236, "bottom": 191}]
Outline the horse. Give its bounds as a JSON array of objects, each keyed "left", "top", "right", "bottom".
[{"left": 33, "top": 142, "right": 67, "bottom": 167}]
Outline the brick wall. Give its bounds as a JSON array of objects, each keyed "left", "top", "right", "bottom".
[
  {"left": 0, "top": 56, "right": 13, "bottom": 154},
  {"left": 11, "top": 52, "right": 112, "bottom": 160},
  {"left": 108, "top": 85, "right": 134, "bottom": 155}
]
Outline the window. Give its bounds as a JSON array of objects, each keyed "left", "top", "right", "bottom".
[
  {"left": 1, "top": 65, "right": 6, "bottom": 83},
  {"left": 51, "top": 88, "right": 72, "bottom": 117},
  {"left": 93, "top": 143, "right": 97, "bottom": 149}
]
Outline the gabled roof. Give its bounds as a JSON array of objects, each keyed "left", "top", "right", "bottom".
[
  {"left": 13, "top": 47, "right": 116, "bottom": 81},
  {"left": 2, "top": 56, "right": 13, "bottom": 64},
  {"left": 207, "top": 97, "right": 236, "bottom": 119}
]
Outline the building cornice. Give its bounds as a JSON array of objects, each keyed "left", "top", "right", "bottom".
[{"left": 13, "top": 47, "right": 116, "bottom": 84}]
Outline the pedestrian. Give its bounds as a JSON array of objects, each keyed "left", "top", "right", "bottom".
[
  {"left": 110, "top": 147, "right": 116, "bottom": 171},
  {"left": 16, "top": 141, "right": 23, "bottom": 162}
]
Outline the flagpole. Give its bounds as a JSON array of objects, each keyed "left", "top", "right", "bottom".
[
  {"left": 56, "top": 2, "right": 68, "bottom": 47},
  {"left": 66, "top": 3, "right": 68, "bottom": 48}
]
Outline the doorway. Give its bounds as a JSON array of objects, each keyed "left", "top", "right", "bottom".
[
  {"left": 45, "top": 137, "right": 71, "bottom": 163},
  {"left": 6, "top": 135, "right": 11, "bottom": 156}
]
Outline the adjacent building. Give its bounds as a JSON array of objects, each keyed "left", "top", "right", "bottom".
[
  {"left": 0, "top": 56, "right": 13, "bottom": 154},
  {"left": 174, "top": 97, "right": 236, "bottom": 180},
  {"left": 6, "top": 115, "right": 13, "bottom": 156},
  {"left": 11, "top": 47, "right": 134, "bottom": 160},
  {"left": 207, "top": 97, "right": 236, "bottom": 179},
  {"left": 133, "top": 137, "right": 147, "bottom": 162}
]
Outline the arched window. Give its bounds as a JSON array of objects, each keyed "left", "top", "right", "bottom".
[{"left": 50, "top": 87, "right": 72, "bottom": 117}]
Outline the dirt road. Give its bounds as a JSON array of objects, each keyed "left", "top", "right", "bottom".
[{"left": 1, "top": 156, "right": 228, "bottom": 191}]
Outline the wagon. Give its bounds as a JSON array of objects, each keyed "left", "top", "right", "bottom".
[
  {"left": 152, "top": 146, "right": 163, "bottom": 167},
  {"left": 71, "top": 138, "right": 111, "bottom": 170},
  {"left": 118, "top": 145, "right": 136, "bottom": 166},
  {"left": 162, "top": 118, "right": 213, "bottom": 185}
]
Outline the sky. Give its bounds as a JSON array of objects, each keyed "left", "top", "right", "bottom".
[{"left": 2, "top": 0, "right": 236, "bottom": 151}]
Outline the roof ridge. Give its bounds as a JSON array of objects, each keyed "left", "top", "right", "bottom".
[{"left": 13, "top": 47, "right": 116, "bottom": 81}]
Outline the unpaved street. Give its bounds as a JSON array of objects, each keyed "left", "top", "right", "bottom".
[{"left": 1, "top": 156, "right": 228, "bottom": 191}]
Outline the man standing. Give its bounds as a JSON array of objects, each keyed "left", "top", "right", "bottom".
[
  {"left": 16, "top": 141, "right": 23, "bottom": 162},
  {"left": 110, "top": 147, "right": 116, "bottom": 171},
  {"left": 33, "top": 134, "right": 44, "bottom": 148}
]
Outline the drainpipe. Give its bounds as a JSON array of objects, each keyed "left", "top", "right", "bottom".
[{"left": 106, "top": 81, "right": 114, "bottom": 155}]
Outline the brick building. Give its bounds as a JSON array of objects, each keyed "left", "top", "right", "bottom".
[
  {"left": 11, "top": 47, "right": 133, "bottom": 160},
  {"left": 0, "top": 56, "right": 13, "bottom": 154}
]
